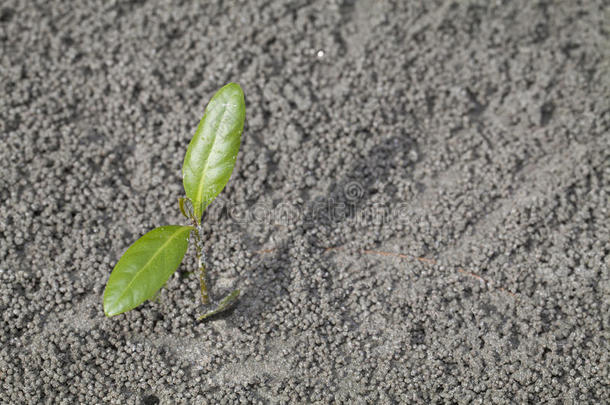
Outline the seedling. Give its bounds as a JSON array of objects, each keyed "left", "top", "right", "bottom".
[{"left": 103, "top": 83, "right": 246, "bottom": 320}]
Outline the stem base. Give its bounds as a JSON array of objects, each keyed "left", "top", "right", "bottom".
[{"left": 198, "top": 289, "right": 240, "bottom": 320}]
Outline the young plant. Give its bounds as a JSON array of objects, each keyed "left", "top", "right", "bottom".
[{"left": 103, "top": 83, "right": 246, "bottom": 320}]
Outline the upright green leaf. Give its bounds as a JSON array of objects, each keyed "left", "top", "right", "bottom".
[
  {"left": 103, "top": 225, "right": 193, "bottom": 317},
  {"left": 182, "top": 82, "right": 245, "bottom": 221}
]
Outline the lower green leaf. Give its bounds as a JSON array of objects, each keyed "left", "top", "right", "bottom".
[
  {"left": 198, "top": 289, "right": 240, "bottom": 320},
  {"left": 103, "top": 225, "right": 193, "bottom": 317}
]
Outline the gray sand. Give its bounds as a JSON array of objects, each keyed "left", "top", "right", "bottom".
[{"left": 1, "top": 0, "right": 609, "bottom": 403}]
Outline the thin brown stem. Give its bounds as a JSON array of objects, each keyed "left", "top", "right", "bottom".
[
  {"left": 198, "top": 253, "right": 209, "bottom": 305},
  {"left": 191, "top": 219, "right": 209, "bottom": 305}
]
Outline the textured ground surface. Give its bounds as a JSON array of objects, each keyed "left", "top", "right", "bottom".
[{"left": 1, "top": 0, "right": 609, "bottom": 403}]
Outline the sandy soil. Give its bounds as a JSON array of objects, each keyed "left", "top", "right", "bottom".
[{"left": 1, "top": 0, "right": 609, "bottom": 403}]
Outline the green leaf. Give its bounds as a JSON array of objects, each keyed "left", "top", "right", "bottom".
[
  {"left": 182, "top": 82, "right": 245, "bottom": 221},
  {"left": 103, "top": 225, "right": 193, "bottom": 317},
  {"left": 198, "top": 289, "right": 240, "bottom": 320}
]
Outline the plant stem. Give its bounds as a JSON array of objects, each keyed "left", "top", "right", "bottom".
[
  {"left": 198, "top": 252, "right": 209, "bottom": 305},
  {"left": 191, "top": 220, "right": 209, "bottom": 305},
  {"left": 188, "top": 213, "right": 240, "bottom": 320}
]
